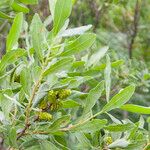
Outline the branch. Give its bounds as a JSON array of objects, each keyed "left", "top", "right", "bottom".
[
  {"left": 17, "top": 116, "right": 39, "bottom": 140},
  {"left": 88, "top": 0, "right": 108, "bottom": 32},
  {"left": 17, "top": 42, "right": 53, "bottom": 140}
]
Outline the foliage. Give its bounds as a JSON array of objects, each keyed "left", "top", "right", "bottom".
[{"left": 0, "top": 0, "right": 150, "bottom": 150}]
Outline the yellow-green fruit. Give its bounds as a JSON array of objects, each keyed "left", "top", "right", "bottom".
[
  {"left": 39, "top": 100, "right": 47, "bottom": 109},
  {"left": 38, "top": 112, "right": 52, "bottom": 121},
  {"left": 50, "top": 101, "right": 62, "bottom": 111},
  {"left": 105, "top": 136, "right": 113, "bottom": 145},
  {"left": 48, "top": 90, "right": 58, "bottom": 102},
  {"left": 58, "top": 89, "right": 71, "bottom": 99}
]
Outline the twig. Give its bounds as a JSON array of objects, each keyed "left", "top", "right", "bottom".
[
  {"left": 17, "top": 122, "right": 31, "bottom": 140},
  {"left": 17, "top": 116, "right": 39, "bottom": 140},
  {"left": 17, "top": 110, "right": 104, "bottom": 137}
]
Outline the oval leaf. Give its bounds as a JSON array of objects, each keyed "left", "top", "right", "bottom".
[
  {"left": 101, "top": 85, "right": 135, "bottom": 113},
  {"left": 18, "top": 0, "right": 38, "bottom": 5},
  {"left": 30, "top": 14, "right": 47, "bottom": 61},
  {"left": 53, "top": 0, "right": 72, "bottom": 35},
  {"left": 104, "top": 123, "right": 135, "bottom": 132},
  {"left": 120, "top": 104, "right": 150, "bottom": 114},
  {"left": 72, "top": 119, "right": 107, "bottom": 133},
  {"left": 60, "top": 33, "right": 96, "bottom": 56},
  {"left": 59, "top": 25, "right": 92, "bottom": 37},
  {"left": 83, "top": 81, "right": 104, "bottom": 114},
  {"left": 0, "top": 49, "right": 26, "bottom": 73},
  {"left": 43, "top": 57, "right": 74, "bottom": 76},
  {"left": 11, "top": 1, "right": 29, "bottom": 13},
  {"left": 6, "top": 13, "right": 23, "bottom": 51}
]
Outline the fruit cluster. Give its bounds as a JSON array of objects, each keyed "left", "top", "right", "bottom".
[{"left": 38, "top": 89, "right": 71, "bottom": 121}]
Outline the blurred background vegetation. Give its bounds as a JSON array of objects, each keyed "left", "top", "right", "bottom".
[{"left": 0, "top": 0, "right": 150, "bottom": 121}]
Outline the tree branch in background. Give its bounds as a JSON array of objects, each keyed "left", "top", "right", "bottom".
[
  {"left": 128, "top": 0, "right": 141, "bottom": 59},
  {"left": 88, "top": 0, "right": 101, "bottom": 31},
  {"left": 0, "top": 20, "right": 7, "bottom": 59},
  {"left": 88, "top": 0, "right": 108, "bottom": 32}
]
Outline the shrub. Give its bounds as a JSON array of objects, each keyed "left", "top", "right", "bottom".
[{"left": 0, "top": 0, "right": 149, "bottom": 149}]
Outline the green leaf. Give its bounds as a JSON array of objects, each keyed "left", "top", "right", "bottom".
[
  {"left": 0, "top": 90, "right": 13, "bottom": 120},
  {"left": 83, "top": 81, "right": 104, "bottom": 114},
  {"left": 62, "top": 100, "right": 80, "bottom": 108},
  {"left": 43, "top": 57, "right": 74, "bottom": 76},
  {"left": 59, "top": 25, "right": 92, "bottom": 37},
  {"left": 0, "top": 111, "right": 5, "bottom": 122},
  {"left": 125, "top": 141, "right": 146, "bottom": 150},
  {"left": 111, "top": 60, "right": 124, "bottom": 67},
  {"left": 143, "top": 73, "right": 150, "bottom": 80},
  {"left": 3, "top": 94, "right": 24, "bottom": 108},
  {"left": 18, "top": 0, "right": 38, "bottom": 5},
  {"left": 0, "top": 49, "right": 26, "bottom": 73},
  {"left": 72, "top": 61, "right": 85, "bottom": 68},
  {"left": 8, "top": 127, "right": 17, "bottom": 148},
  {"left": 120, "top": 104, "right": 150, "bottom": 114},
  {"left": 20, "top": 67, "right": 32, "bottom": 96},
  {"left": 107, "top": 113, "right": 122, "bottom": 124},
  {"left": 104, "top": 123, "right": 135, "bottom": 132},
  {"left": 101, "top": 85, "right": 135, "bottom": 113},
  {"left": 11, "top": 1, "right": 29, "bottom": 13},
  {"left": 53, "top": 0, "right": 72, "bottom": 35},
  {"left": 21, "top": 139, "right": 40, "bottom": 149},
  {"left": 104, "top": 55, "right": 111, "bottom": 102},
  {"left": 6, "top": 13, "right": 23, "bottom": 51},
  {"left": 108, "top": 138, "right": 130, "bottom": 149},
  {"left": 40, "top": 141, "right": 59, "bottom": 150},
  {"left": 0, "top": 11, "right": 13, "bottom": 19},
  {"left": 49, "top": 0, "right": 56, "bottom": 20},
  {"left": 49, "top": 115, "right": 71, "bottom": 132},
  {"left": 87, "top": 46, "right": 109, "bottom": 67},
  {"left": 75, "top": 133, "right": 92, "bottom": 149},
  {"left": 72, "top": 119, "right": 107, "bottom": 133},
  {"left": 60, "top": 33, "right": 96, "bottom": 56},
  {"left": 30, "top": 14, "right": 47, "bottom": 61},
  {"left": 68, "top": 76, "right": 92, "bottom": 89}
]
